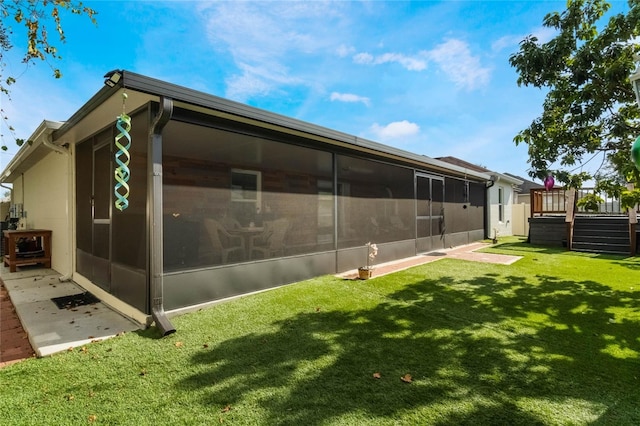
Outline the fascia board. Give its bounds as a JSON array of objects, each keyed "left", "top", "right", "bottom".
[
  {"left": 492, "top": 172, "right": 524, "bottom": 185},
  {"left": 0, "top": 120, "right": 64, "bottom": 183}
]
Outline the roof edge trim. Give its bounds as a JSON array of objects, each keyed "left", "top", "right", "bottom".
[
  {"left": 52, "top": 70, "right": 490, "bottom": 181},
  {"left": 1, "top": 120, "right": 64, "bottom": 182}
]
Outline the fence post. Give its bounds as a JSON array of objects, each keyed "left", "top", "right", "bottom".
[{"left": 565, "top": 189, "right": 577, "bottom": 251}]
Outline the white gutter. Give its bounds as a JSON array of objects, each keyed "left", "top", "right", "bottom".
[
  {"left": 490, "top": 172, "right": 524, "bottom": 186},
  {"left": 42, "top": 133, "right": 73, "bottom": 282},
  {"left": 37, "top": 122, "right": 74, "bottom": 282},
  {"left": 1, "top": 120, "right": 74, "bottom": 280},
  {"left": 0, "top": 120, "right": 65, "bottom": 182},
  {"left": 42, "top": 133, "right": 68, "bottom": 155}
]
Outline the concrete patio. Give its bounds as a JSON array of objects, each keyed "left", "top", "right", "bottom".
[{"left": 0, "top": 266, "right": 140, "bottom": 358}]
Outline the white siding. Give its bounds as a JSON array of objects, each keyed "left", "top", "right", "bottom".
[
  {"left": 488, "top": 182, "right": 515, "bottom": 237},
  {"left": 17, "top": 150, "right": 71, "bottom": 275}
]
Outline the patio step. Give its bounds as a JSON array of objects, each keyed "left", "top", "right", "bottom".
[{"left": 571, "top": 216, "right": 631, "bottom": 255}]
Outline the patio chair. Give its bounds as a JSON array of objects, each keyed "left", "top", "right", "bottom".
[
  {"left": 250, "top": 218, "right": 290, "bottom": 259},
  {"left": 203, "top": 218, "right": 245, "bottom": 263},
  {"left": 219, "top": 214, "right": 242, "bottom": 231}
]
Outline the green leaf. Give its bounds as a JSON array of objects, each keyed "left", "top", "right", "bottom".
[
  {"left": 1, "top": 0, "right": 97, "bottom": 149},
  {"left": 511, "top": 0, "right": 640, "bottom": 187}
]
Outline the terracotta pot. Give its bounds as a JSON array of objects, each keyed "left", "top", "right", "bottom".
[{"left": 358, "top": 267, "right": 372, "bottom": 280}]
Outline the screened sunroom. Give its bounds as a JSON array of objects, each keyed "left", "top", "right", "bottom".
[{"left": 6, "top": 71, "right": 491, "bottom": 330}]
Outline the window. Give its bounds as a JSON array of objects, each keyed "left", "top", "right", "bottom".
[
  {"left": 498, "top": 187, "right": 504, "bottom": 222},
  {"left": 231, "top": 169, "right": 261, "bottom": 226}
]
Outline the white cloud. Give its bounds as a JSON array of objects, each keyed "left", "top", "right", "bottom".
[
  {"left": 336, "top": 44, "right": 355, "bottom": 58},
  {"left": 201, "top": 2, "right": 340, "bottom": 57},
  {"left": 353, "top": 52, "right": 374, "bottom": 65},
  {"left": 226, "top": 72, "right": 273, "bottom": 101},
  {"left": 378, "top": 53, "right": 427, "bottom": 71},
  {"left": 198, "top": 1, "right": 348, "bottom": 100},
  {"left": 492, "top": 35, "right": 524, "bottom": 52},
  {"left": 370, "top": 120, "right": 420, "bottom": 141},
  {"left": 330, "top": 92, "right": 371, "bottom": 106},
  {"left": 531, "top": 26, "right": 557, "bottom": 44},
  {"left": 352, "top": 39, "right": 488, "bottom": 89},
  {"left": 492, "top": 26, "right": 558, "bottom": 52},
  {"left": 353, "top": 51, "right": 426, "bottom": 71},
  {"left": 225, "top": 61, "right": 302, "bottom": 102},
  {"left": 425, "top": 39, "right": 491, "bottom": 90}
]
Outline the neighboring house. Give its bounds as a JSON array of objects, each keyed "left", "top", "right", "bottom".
[
  {"left": 504, "top": 173, "right": 541, "bottom": 205},
  {"left": 437, "top": 157, "right": 523, "bottom": 238},
  {"left": 1, "top": 70, "right": 494, "bottom": 332},
  {"left": 504, "top": 173, "right": 543, "bottom": 237}
]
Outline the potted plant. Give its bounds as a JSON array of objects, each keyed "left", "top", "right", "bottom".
[{"left": 358, "top": 242, "right": 378, "bottom": 279}]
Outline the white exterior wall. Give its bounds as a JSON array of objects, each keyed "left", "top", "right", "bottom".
[
  {"left": 15, "top": 150, "right": 71, "bottom": 276},
  {"left": 488, "top": 182, "right": 515, "bottom": 237},
  {"left": 512, "top": 203, "right": 531, "bottom": 236},
  {"left": 12, "top": 179, "right": 24, "bottom": 210}
]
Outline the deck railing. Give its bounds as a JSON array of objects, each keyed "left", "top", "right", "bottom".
[
  {"left": 530, "top": 188, "right": 571, "bottom": 217},
  {"left": 530, "top": 187, "right": 632, "bottom": 217},
  {"left": 530, "top": 187, "right": 638, "bottom": 255}
]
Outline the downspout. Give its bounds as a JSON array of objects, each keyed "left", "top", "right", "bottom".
[
  {"left": 42, "top": 134, "right": 68, "bottom": 155},
  {"left": 42, "top": 133, "right": 74, "bottom": 281},
  {"left": 149, "top": 97, "right": 176, "bottom": 336},
  {"left": 485, "top": 177, "right": 495, "bottom": 239}
]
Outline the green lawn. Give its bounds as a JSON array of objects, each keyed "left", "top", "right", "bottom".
[{"left": 2, "top": 238, "right": 640, "bottom": 425}]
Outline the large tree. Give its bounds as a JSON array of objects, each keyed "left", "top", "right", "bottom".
[
  {"left": 510, "top": 0, "right": 640, "bottom": 199},
  {"left": 1, "top": 0, "right": 96, "bottom": 148}
]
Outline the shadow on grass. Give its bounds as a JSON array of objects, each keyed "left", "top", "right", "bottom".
[
  {"left": 135, "top": 327, "right": 167, "bottom": 340},
  {"left": 178, "top": 270, "right": 640, "bottom": 425}
]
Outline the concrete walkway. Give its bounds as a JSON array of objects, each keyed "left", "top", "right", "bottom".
[
  {"left": 338, "top": 242, "right": 521, "bottom": 280},
  {"left": 0, "top": 266, "right": 140, "bottom": 359}
]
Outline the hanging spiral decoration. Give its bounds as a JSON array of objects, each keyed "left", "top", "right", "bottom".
[{"left": 114, "top": 112, "right": 132, "bottom": 211}]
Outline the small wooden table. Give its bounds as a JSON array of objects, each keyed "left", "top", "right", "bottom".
[
  {"left": 229, "top": 227, "right": 264, "bottom": 259},
  {"left": 3, "top": 229, "right": 52, "bottom": 272}
]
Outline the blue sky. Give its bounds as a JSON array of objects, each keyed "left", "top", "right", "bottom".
[{"left": 0, "top": 1, "right": 630, "bottom": 181}]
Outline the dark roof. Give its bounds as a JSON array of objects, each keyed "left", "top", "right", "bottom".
[
  {"left": 50, "top": 70, "right": 491, "bottom": 182},
  {"left": 504, "top": 173, "right": 543, "bottom": 192},
  {"left": 435, "top": 156, "right": 491, "bottom": 173},
  {"left": 436, "top": 156, "right": 524, "bottom": 185}
]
